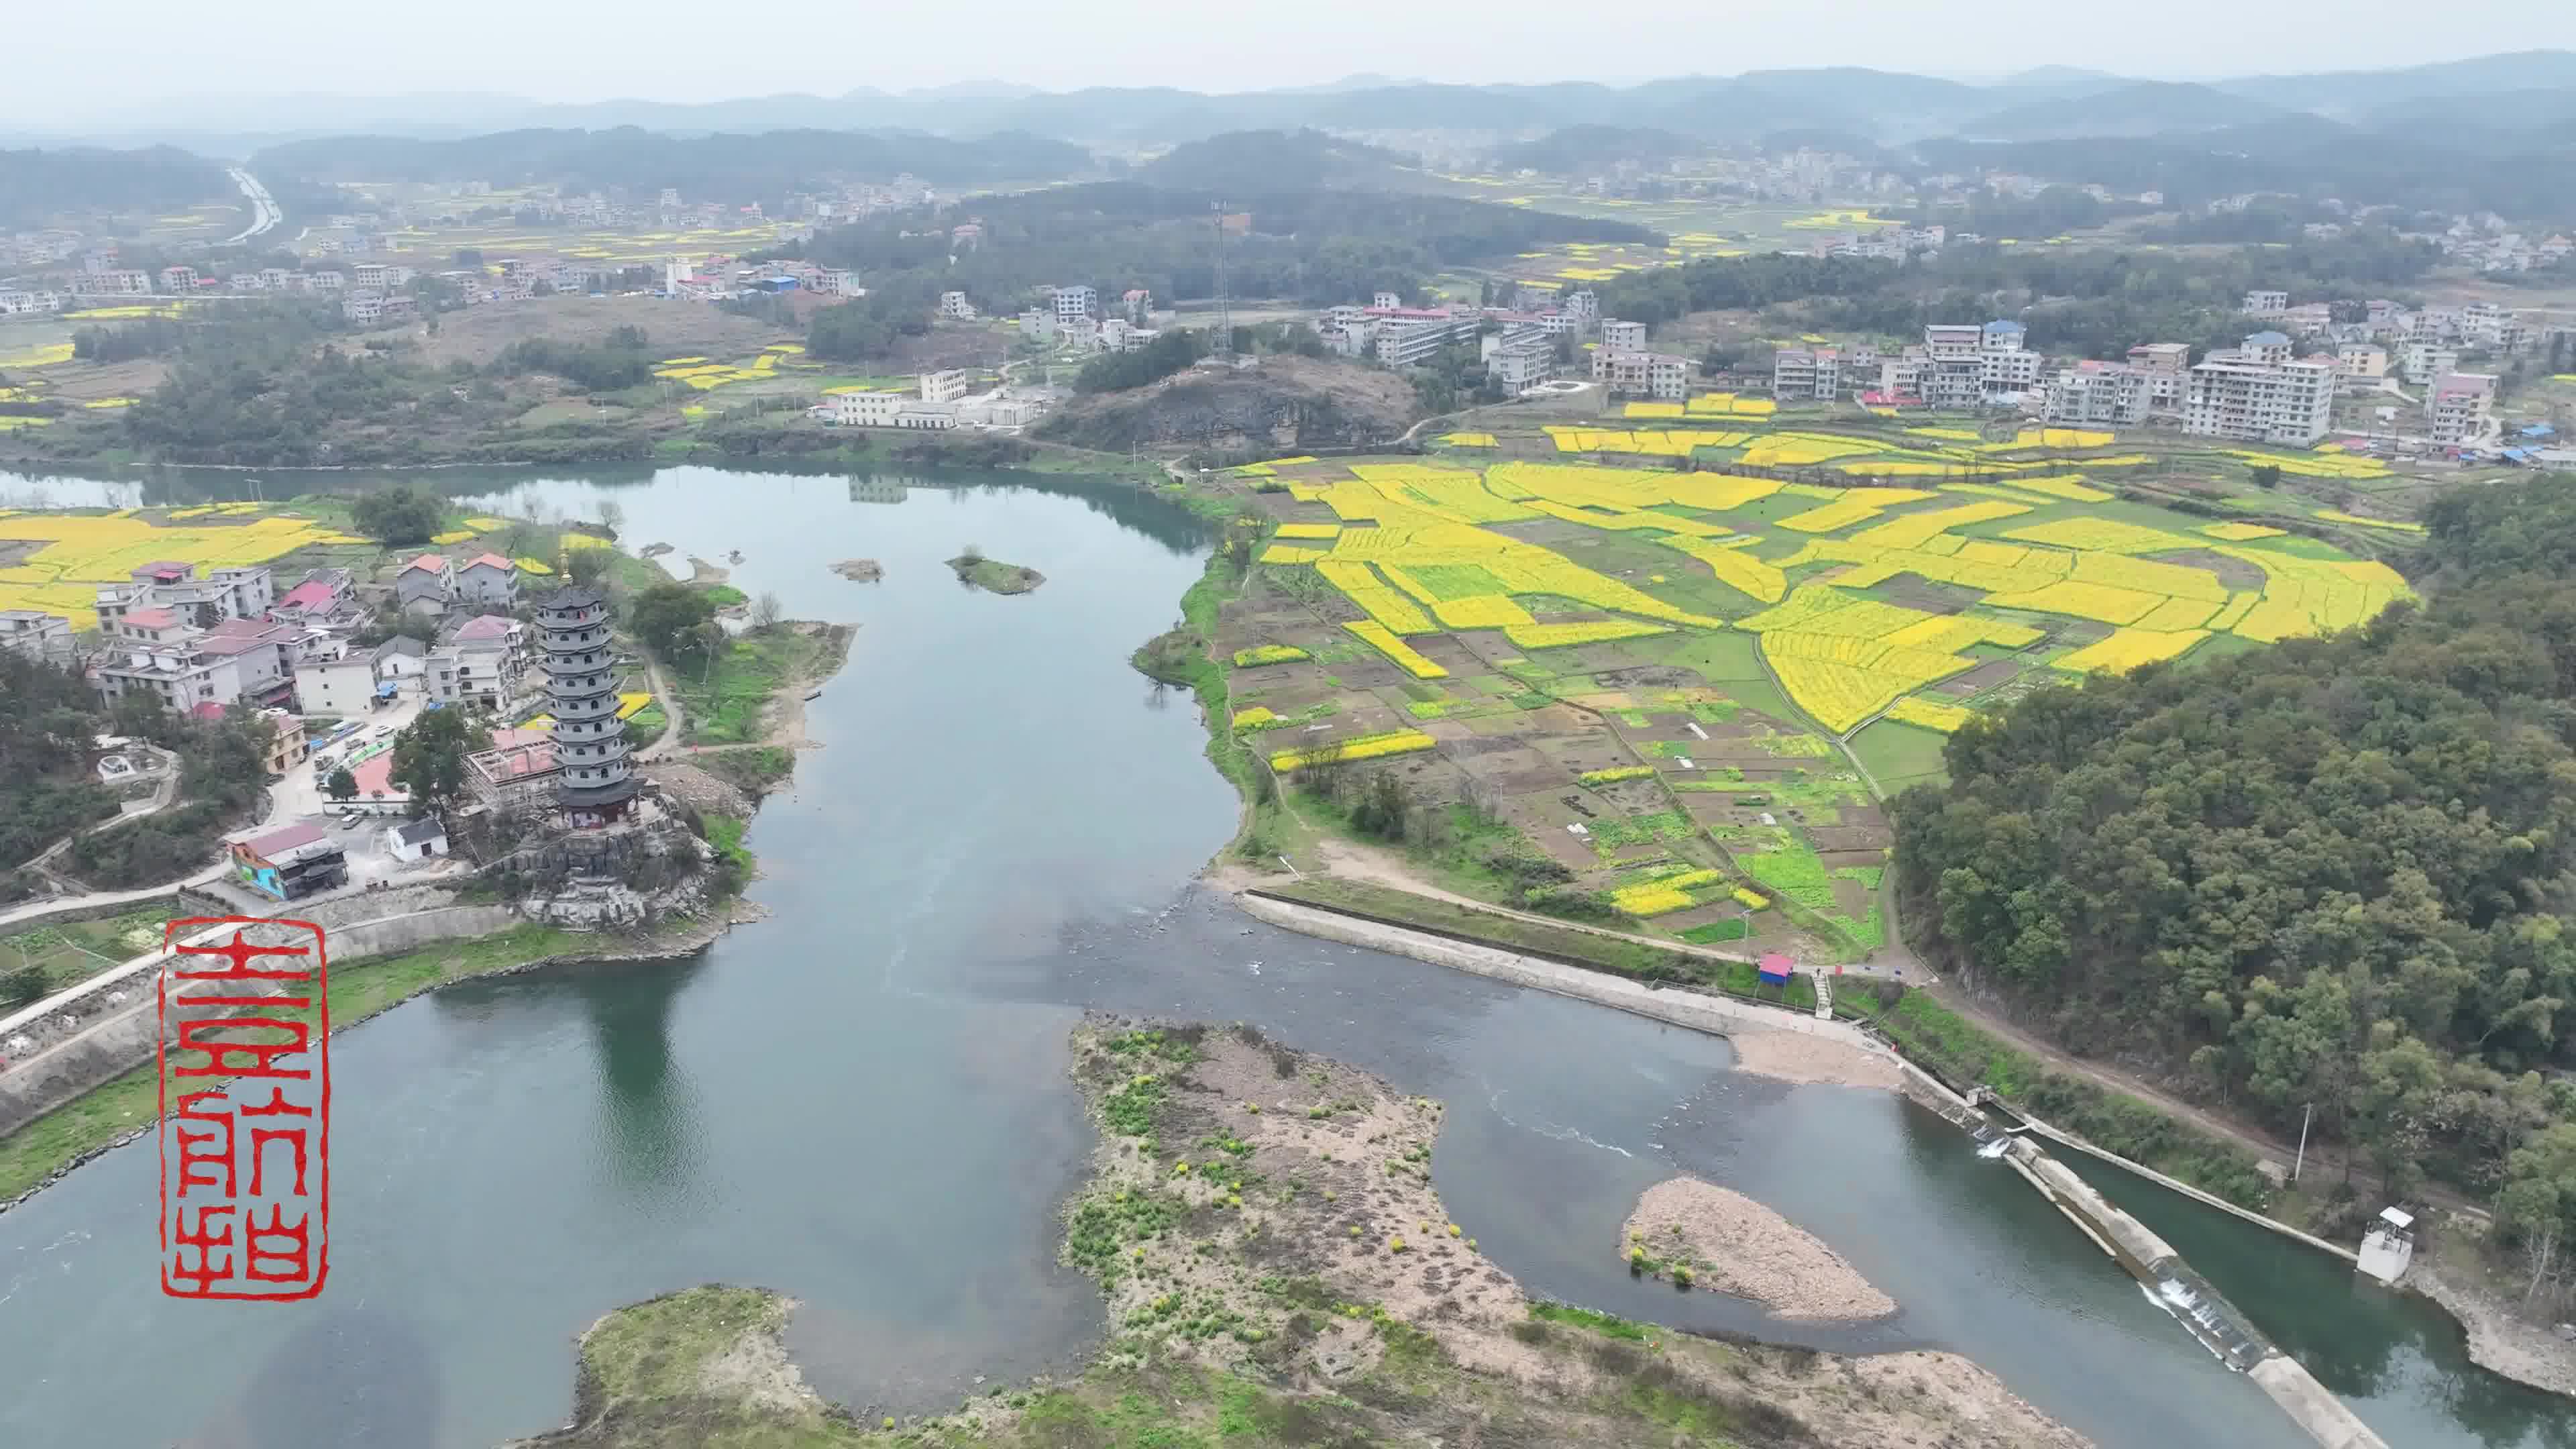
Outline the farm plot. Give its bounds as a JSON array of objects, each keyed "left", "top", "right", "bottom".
[
  {"left": 1226, "top": 449, "right": 2414, "bottom": 953},
  {"left": 0, "top": 508, "right": 373, "bottom": 626}
]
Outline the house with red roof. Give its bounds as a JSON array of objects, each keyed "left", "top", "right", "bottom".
[
  {"left": 454, "top": 553, "right": 520, "bottom": 607},
  {"left": 268, "top": 567, "right": 354, "bottom": 624},
  {"left": 396, "top": 553, "right": 454, "bottom": 614}
]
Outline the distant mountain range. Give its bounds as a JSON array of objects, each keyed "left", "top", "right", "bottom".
[{"left": 8, "top": 50, "right": 2571, "bottom": 153}]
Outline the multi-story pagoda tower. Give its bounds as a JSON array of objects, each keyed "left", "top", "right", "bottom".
[{"left": 534, "top": 584, "right": 636, "bottom": 826}]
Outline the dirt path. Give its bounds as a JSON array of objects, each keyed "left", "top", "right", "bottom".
[
  {"left": 633, "top": 659, "right": 688, "bottom": 761},
  {"left": 1921, "top": 980, "right": 2493, "bottom": 1224},
  {"left": 1301, "top": 837, "right": 1766, "bottom": 973}
]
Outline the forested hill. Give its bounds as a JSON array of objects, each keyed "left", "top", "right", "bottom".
[
  {"left": 1892, "top": 479, "right": 2576, "bottom": 1216},
  {"left": 249, "top": 127, "right": 1093, "bottom": 200},
  {"left": 0, "top": 145, "right": 230, "bottom": 228},
  {"left": 791, "top": 182, "right": 1655, "bottom": 360}
]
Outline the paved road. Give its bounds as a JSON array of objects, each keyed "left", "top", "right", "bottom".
[{"left": 221, "top": 168, "right": 281, "bottom": 245}]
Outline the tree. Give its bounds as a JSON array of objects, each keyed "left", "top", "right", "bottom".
[
  {"left": 959, "top": 542, "right": 984, "bottom": 564},
  {"left": 390, "top": 707, "right": 494, "bottom": 816},
  {"left": 564, "top": 546, "right": 611, "bottom": 588},
  {"left": 598, "top": 500, "right": 625, "bottom": 535},
  {"left": 0, "top": 964, "right": 46, "bottom": 1010},
  {"left": 353, "top": 484, "right": 445, "bottom": 545},
  {"left": 752, "top": 592, "right": 782, "bottom": 629},
  {"left": 627, "top": 582, "right": 719, "bottom": 667},
  {"left": 2250, "top": 464, "right": 2283, "bottom": 489},
  {"left": 325, "top": 766, "right": 358, "bottom": 802},
  {"left": 2501, "top": 1124, "right": 2576, "bottom": 1303}
]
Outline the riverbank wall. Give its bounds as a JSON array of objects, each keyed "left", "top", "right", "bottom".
[
  {"left": 0, "top": 903, "right": 515, "bottom": 1140},
  {"left": 2005, "top": 1138, "right": 2389, "bottom": 1449},
  {"left": 1236, "top": 890, "right": 1874, "bottom": 1048}
]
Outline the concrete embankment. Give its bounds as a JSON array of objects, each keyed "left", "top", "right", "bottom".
[
  {"left": 2006, "top": 1138, "right": 2388, "bottom": 1449},
  {"left": 0, "top": 903, "right": 515, "bottom": 1141},
  {"left": 1236, "top": 890, "right": 1874, "bottom": 1048}
]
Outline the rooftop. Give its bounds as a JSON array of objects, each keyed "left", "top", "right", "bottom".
[
  {"left": 401, "top": 553, "right": 448, "bottom": 575},
  {"left": 243, "top": 821, "right": 328, "bottom": 857},
  {"left": 273, "top": 577, "right": 339, "bottom": 611},
  {"left": 461, "top": 552, "right": 514, "bottom": 573},
  {"left": 448, "top": 614, "right": 517, "bottom": 643},
  {"left": 121, "top": 608, "right": 182, "bottom": 629}
]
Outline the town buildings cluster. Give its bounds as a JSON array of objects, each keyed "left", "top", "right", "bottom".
[{"left": 1764, "top": 287, "right": 2550, "bottom": 452}]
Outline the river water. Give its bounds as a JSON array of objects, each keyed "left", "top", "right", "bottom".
[{"left": 0, "top": 462, "right": 2565, "bottom": 1448}]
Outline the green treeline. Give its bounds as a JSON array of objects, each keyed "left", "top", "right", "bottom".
[
  {"left": 1591, "top": 234, "right": 2443, "bottom": 364},
  {"left": 0, "top": 144, "right": 229, "bottom": 228},
  {"left": 1892, "top": 480, "right": 2576, "bottom": 1236},
  {"left": 796, "top": 180, "right": 1653, "bottom": 319},
  {"left": 250, "top": 127, "right": 1092, "bottom": 203},
  {"left": 0, "top": 652, "right": 274, "bottom": 898}
]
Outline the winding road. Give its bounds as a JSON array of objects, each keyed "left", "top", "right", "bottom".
[{"left": 220, "top": 167, "right": 282, "bottom": 246}]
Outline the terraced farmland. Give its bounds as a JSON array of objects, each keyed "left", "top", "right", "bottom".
[{"left": 1216, "top": 444, "right": 2416, "bottom": 961}]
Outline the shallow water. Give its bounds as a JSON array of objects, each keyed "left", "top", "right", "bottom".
[{"left": 0, "top": 462, "right": 2561, "bottom": 1448}]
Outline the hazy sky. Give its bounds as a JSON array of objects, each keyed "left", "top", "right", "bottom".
[{"left": 10, "top": 0, "right": 2573, "bottom": 126}]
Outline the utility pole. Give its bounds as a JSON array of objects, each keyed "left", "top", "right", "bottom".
[
  {"left": 1212, "top": 201, "right": 1234, "bottom": 366},
  {"left": 2293, "top": 1102, "right": 2313, "bottom": 1183}
]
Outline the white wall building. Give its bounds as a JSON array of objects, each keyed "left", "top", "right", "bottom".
[
  {"left": 1771, "top": 348, "right": 1840, "bottom": 400},
  {"left": 1051, "top": 285, "right": 1096, "bottom": 323},
  {"left": 1600, "top": 319, "right": 1647, "bottom": 352},
  {"left": 2044, "top": 362, "right": 2153, "bottom": 427},
  {"left": 2184, "top": 333, "right": 2338, "bottom": 446},
  {"left": 2426, "top": 372, "right": 2498, "bottom": 447}
]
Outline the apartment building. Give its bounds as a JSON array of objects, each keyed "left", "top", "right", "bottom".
[
  {"left": 920, "top": 369, "right": 971, "bottom": 404},
  {"left": 1560, "top": 290, "right": 1599, "bottom": 329},
  {"left": 453, "top": 553, "right": 521, "bottom": 608},
  {"left": 160, "top": 266, "right": 197, "bottom": 292},
  {"left": 2335, "top": 342, "right": 2390, "bottom": 380},
  {"left": 426, "top": 636, "right": 519, "bottom": 711},
  {"left": 1600, "top": 319, "right": 1647, "bottom": 352},
  {"left": 1373, "top": 312, "right": 1477, "bottom": 368},
  {"left": 2183, "top": 333, "right": 2337, "bottom": 446},
  {"left": 2426, "top": 372, "right": 2498, "bottom": 447},
  {"left": 93, "top": 611, "right": 247, "bottom": 712},
  {"left": 1591, "top": 350, "right": 1690, "bottom": 400},
  {"left": 1770, "top": 347, "right": 1841, "bottom": 401},
  {"left": 0, "top": 288, "right": 63, "bottom": 313},
  {"left": 2123, "top": 343, "right": 2190, "bottom": 416},
  {"left": 94, "top": 561, "right": 273, "bottom": 632},
  {"left": 1980, "top": 321, "right": 2043, "bottom": 400},
  {"left": 68, "top": 270, "right": 153, "bottom": 297},
  {"left": 2401, "top": 343, "right": 2461, "bottom": 385},
  {"left": 1482, "top": 327, "right": 1554, "bottom": 391},
  {"left": 0, "top": 608, "right": 72, "bottom": 663},
  {"left": 2463, "top": 303, "right": 2530, "bottom": 354},
  {"left": 194, "top": 616, "right": 301, "bottom": 706},
  {"left": 2044, "top": 360, "right": 2153, "bottom": 427},
  {"left": 937, "top": 290, "right": 977, "bottom": 320},
  {"left": 1051, "top": 284, "right": 1097, "bottom": 323},
  {"left": 2243, "top": 290, "right": 2289, "bottom": 316}
]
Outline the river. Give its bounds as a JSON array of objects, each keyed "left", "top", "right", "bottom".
[{"left": 0, "top": 461, "right": 2566, "bottom": 1448}]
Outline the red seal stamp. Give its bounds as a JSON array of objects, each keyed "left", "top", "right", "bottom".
[{"left": 156, "top": 916, "right": 329, "bottom": 1301}]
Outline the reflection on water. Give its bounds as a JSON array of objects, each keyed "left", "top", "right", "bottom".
[
  {"left": 180, "top": 1308, "right": 441, "bottom": 1449},
  {"left": 0, "top": 461, "right": 2563, "bottom": 1449}
]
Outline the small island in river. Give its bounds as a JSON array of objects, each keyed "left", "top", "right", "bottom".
[
  {"left": 947, "top": 551, "right": 1044, "bottom": 594},
  {"left": 511, "top": 1020, "right": 2084, "bottom": 1448}
]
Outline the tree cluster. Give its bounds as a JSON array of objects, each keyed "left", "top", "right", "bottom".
[{"left": 1892, "top": 480, "right": 2576, "bottom": 1232}]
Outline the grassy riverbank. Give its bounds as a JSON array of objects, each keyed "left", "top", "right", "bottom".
[{"left": 510, "top": 1021, "right": 2085, "bottom": 1448}]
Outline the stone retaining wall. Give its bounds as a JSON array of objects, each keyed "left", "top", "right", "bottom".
[{"left": 0, "top": 904, "right": 515, "bottom": 1140}]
